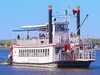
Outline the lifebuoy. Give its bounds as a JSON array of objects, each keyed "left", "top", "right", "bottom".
[
  {"left": 10, "top": 46, "right": 13, "bottom": 53},
  {"left": 64, "top": 44, "right": 70, "bottom": 53}
]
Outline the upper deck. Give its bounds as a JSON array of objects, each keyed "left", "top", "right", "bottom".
[
  {"left": 15, "top": 34, "right": 85, "bottom": 47},
  {"left": 12, "top": 21, "right": 90, "bottom": 48},
  {"left": 13, "top": 22, "right": 71, "bottom": 46}
]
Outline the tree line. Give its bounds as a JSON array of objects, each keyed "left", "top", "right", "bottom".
[
  {"left": 0, "top": 41, "right": 15, "bottom": 47},
  {"left": 84, "top": 38, "right": 100, "bottom": 45}
]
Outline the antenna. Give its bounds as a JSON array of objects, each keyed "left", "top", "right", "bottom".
[
  {"left": 63, "top": 5, "right": 67, "bottom": 21},
  {"left": 87, "top": 15, "right": 89, "bottom": 38}
]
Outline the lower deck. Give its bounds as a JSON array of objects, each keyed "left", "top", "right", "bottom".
[
  {"left": 8, "top": 44, "right": 96, "bottom": 68},
  {"left": 12, "top": 48, "right": 96, "bottom": 63}
]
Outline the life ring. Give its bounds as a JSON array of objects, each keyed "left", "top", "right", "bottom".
[
  {"left": 10, "top": 46, "right": 13, "bottom": 52},
  {"left": 10, "top": 46, "right": 13, "bottom": 55}
]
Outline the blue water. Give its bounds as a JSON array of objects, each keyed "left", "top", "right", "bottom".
[{"left": 0, "top": 50, "right": 100, "bottom": 75}]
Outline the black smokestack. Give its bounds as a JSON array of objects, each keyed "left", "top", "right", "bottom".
[
  {"left": 48, "top": 5, "right": 52, "bottom": 44},
  {"left": 77, "top": 6, "right": 80, "bottom": 36}
]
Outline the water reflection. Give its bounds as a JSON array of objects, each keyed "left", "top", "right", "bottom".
[{"left": 0, "top": 64, "right": 99, "bottom": 75}]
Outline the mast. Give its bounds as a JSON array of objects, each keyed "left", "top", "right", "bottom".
[
  {"left": 76, "top": 6, "right": 80, "bottom": 36},
  {"left": 48, "top": 5, "right": 52, "bottom": 44}
]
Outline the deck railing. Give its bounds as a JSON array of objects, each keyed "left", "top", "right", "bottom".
[
  {"left": 16, "top": 39, "right": 49, "bottom": 46},
  {"left": 16, "top": 38, "right": 68, "bottom": 46},
  {"left": 16, "top": 36, "right": 84, "bottom": 46},
  {"left": 54, "top": 50, "right": 96, "bottom": 61},
  {"left": 75, "top": 50, "right": 96, "bottom": 60}
]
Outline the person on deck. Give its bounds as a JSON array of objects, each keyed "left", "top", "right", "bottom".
[
  {"left": 46, "top": 33, "right": 49, "bottom": 39},
  {"left": 41, "top": 34, "right": 45, "bottom": 39},
  {"left": 27, "top": 35, "right": 29, "bottom": 39},
  {"left": 61, "top": 48, "right": 66, "bottom": 60},
  {"left": 38, "top": 33, "right": 41, "bottom": 39},
  {"left": 17, "top": 35, "right": 20, "bottom": 40},
  {"left": 27, "top": 31, "right": 29, "bottom": 39},
  {"left": 70, "top": 32, "right": 73, "bottom": 38}
]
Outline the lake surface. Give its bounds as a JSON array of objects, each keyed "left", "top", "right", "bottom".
[{"left": 0, "top": 50, "right": 100, "bottom": 75}]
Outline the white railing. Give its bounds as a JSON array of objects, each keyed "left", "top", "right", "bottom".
[
  {"left": 70, "top": 36, "right": 84, "bottom": 43},
  {"left": 75, "top": 50, "right": 96, "bottom": 60},
  {"left": 54, "top": 50, "right": 96, "bottom": 61},
  {"left": 16, "top": 39, "right": 49, "bottom": 46},
  {"left": 16, "top": 38, "right": 68, "bottom": 46},
  {"left": 16, "top": 35, "right": 86, "bottom": 46},
  {"left": 55, "top": 54, "right": 60, "bottom": 61},
  {"left": 53, "top": 37, "right": 67, "bottom": 44}
]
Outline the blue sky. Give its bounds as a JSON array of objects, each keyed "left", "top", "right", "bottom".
[{"left": 0, "top": 0, "right": 100, "bottom": 40}]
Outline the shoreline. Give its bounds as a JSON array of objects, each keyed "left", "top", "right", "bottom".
[{"left": 0, "top": 47, "right": 9, "bottom": 50}]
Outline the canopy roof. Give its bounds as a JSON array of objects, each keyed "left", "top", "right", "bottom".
[
  {"left": 21, "top": 24, "right": 46, "bottom": 29},
  {"left": 12, "top": 28, "right": 37, "bottom": 32},
  {"left": 12, "top": 22, "right": 69, "bottom": 32},
  {"left": 12, "top": 24, "right": 47, "bottom": 32}
]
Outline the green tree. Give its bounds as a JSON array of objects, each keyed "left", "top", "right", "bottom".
[
  {"left": 5, "top": 41, "right": 11, "bottom": 46},
  {"left": 0, "top": 41, "right": 5, "bottom": 45},
  {"left": 4, "top": 41, "right": 15, "bottom": 47}
]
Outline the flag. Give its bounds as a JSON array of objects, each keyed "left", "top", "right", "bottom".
[
  {"left": 64, "top": 9, "right": 68, "bottom": 15},
  {"left": 73, "top": 9, "right": 79, "bottom": 15}
]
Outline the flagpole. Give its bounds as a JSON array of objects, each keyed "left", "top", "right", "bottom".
[
  {"left": 68, "top": 6, "right": 71, "bottom": 43},
  {"left": 63, "top": 5, "right": 66, "bottom": 21}
]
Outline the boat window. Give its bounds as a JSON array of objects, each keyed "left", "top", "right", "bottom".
[
  {"left": 20, "top": 50, "right": 22, "bottom": 57},
  {"left": 32, "top": 49, "right": 33, "bottom": 57},
  {"left": 18, "top": 48, "right": 50, "bottom": 57},
  {"left": 43, "top": 49, "right": 44, "bottom": 57},
  {"left": 19, "top": 50, "right": 20, "bottom": 53},
  {"left": 27, "top": 49, "right": 29, "bottom": 57},
  {"left": 29, "top": 49, "right": 31, "bottom": 57},
  {"left": 22, "top": 50, "right": 25, "bottom": 57},
  {"left": 55, "top": 24, "right": 67, "bottom": 32},
  {"left": 45, "top": 49, "right": 47, "bottom": 56},
  {"left": 38, "top": 49, "right": 39, "bottom": 57},
  {"left": 34, "top": 49, "right": 35, "bottom": 57},
  {"left": 48, "top": 49, "right": 49, "bottom": 56},
  {"left": 19, "top": 50, "right": 20, "bottom": 57},
  {"left": 55, "top": 48, "right": 60, "bottom": 54},
  {"left": 36, "top": 49, "right": 37, "bottom": 57},
  {"left": 21, "top": 50, "right": 22, "bottom": 57},
  {"left": 40, "top": 49, "right": 43, "bottom": 57},
  {"left": 77, "top": 39, "right": 79, "bottom": 43},
  {"left": 25, "top": 50, "right": 27, "bottom": 57}
]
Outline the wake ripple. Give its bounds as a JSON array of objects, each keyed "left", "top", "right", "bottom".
[{"left": 0, "top": 57, "right": 8, "bottom": 64}]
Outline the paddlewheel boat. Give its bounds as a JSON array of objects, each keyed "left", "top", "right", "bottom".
[{"left": 7, "top": 5, "right": 96, "bottom": 68}]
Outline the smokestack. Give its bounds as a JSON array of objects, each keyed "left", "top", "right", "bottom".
[
  {"left": 48, "top": 5, "right": 52, "bottom": 44},
  {"left": 76, "top": 6, "right": 80, "bottom": 36}
]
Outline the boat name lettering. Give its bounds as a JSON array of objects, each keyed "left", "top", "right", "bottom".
[{"left": 28, "top": 58, "right": 38, "bottom": 61}]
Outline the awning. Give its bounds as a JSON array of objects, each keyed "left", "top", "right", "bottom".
[{"left": 12, "top": 28, "right": 37, "bottom": 32}]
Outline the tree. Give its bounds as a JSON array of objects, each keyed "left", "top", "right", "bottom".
[
  {"left": 5, "top": 41, "right": 11, "bottom": 46},
  {"left": 0, "top": 41, "right": 5, "bottom": 45},
  {"left": 4, "top": 41, "right": 15, "bottom": 47}
]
